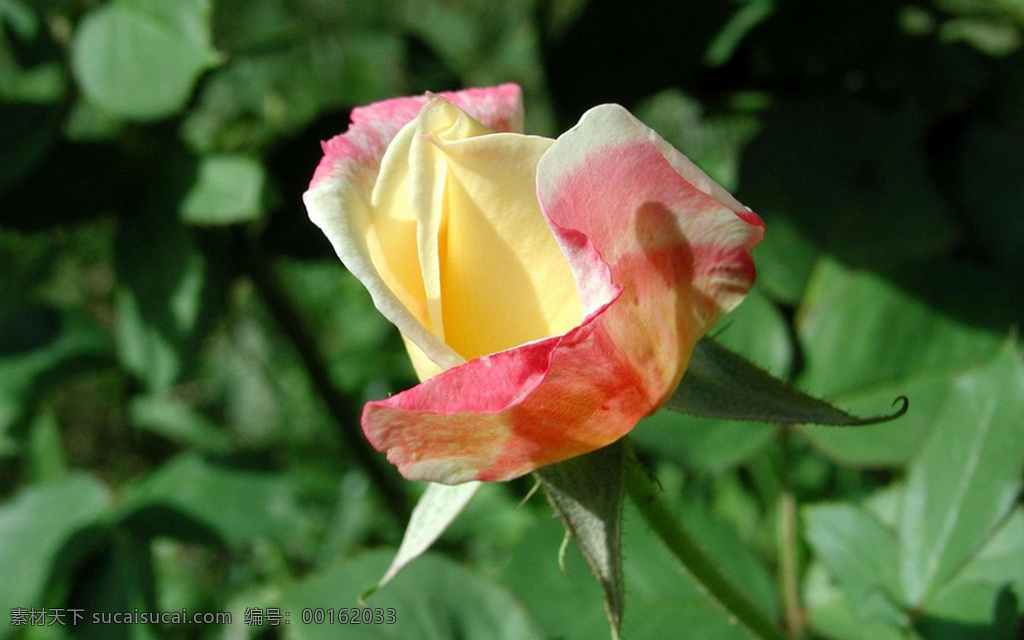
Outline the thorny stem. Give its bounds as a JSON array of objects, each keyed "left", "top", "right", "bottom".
[
  {"left": 239, "top": 230, "right": 412, "bottom": 524},
  {"left": 625, "top": 461, "right": 788, "bottom": 640}
]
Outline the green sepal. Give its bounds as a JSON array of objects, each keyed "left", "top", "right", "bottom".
[
  {"left": 362, "top": 481, "right": 481, "bottom": 601},
  {"left": 535, "top": 440, "right": 626, "bottom": 640},
  {"left": 668, "top": 338, "right": 908, "bottom": 425}
]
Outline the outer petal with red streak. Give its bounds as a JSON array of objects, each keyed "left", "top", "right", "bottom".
[
  {"left": 538, "top": 104, "right": 764, "bottom": 408},
  {"left": 362, "top": 104, "right": 764, "bottom": 484}
]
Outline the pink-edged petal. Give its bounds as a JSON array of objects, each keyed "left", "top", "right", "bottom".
[
  {"left": 361, "top": 103, "right": 763, "bottom": 485},
  {"left": 363, "top": 288, "right": 652, "bottom": 484},
  {"left": 304, "top": 84, "right": 524, "bottom": 375},
  {"left": 309, "top": 84, "right": 524, "bottom": 191},
  {"left": 538, "top": 104, "right": 764, "bottom": 405}
]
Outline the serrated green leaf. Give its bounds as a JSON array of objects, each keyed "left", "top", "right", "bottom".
[
  {"left": 535, "top": 441, "right": 625, "bottom": 638},
  {"left": 668, "top": 338, "right": 907, "bottom": 426},
  {"left": 899, "top": 344, "right": 1024, "bottom": 605},
  {"left": 0, "top": 474, "right": 113, "bottom": 627},
  {"left": 802, "top": 368, "right": 974, "bottom": 467},
  {"left": 368, "top": 481, "right": 481, "bottom": 595},
  {"left": 797, "top": 258, "right": 1022, "bottom": 466},
  {"left": 284, "top": 550, "right": 545, "bottom": 640},
  {"left": 70, "top": 0, "right": 219, "bottom": 120}
]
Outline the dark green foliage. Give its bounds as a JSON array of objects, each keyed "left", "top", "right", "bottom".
[{"left": 1, "top": 0, "right": 1022, "bottom": 638}]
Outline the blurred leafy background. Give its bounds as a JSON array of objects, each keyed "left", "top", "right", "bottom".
[{"left": 1, "top": 0, "right": 1022, "bottom": 638}]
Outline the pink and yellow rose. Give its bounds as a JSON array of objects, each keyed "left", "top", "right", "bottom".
[{"left": 304, "top": 84, "right": 763, "bottom": 484}]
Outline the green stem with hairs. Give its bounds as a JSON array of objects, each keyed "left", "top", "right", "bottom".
[{"left": 625, "top": 461, "right": 788, "bottom": 640}]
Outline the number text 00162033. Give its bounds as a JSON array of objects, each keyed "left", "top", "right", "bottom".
[{"left": 300, "top": 608, "right": 397, "bottom": 625}]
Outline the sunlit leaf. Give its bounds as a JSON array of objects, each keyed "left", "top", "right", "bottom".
[
  {"left": 803, "top": 503, "right": 902, "bottom": 610},
  {"left": 71, "top": 0, "right": 220, "bottom": 120},
  {"left": 899, "top": 345, "right": 1024, "bottom": 605},
  {"left": 798, "top": 258, "right": 1022, "bottom": 465},
  {"left": 802, "top": 562, "right": 908, "bottom": 640},
  {"left": 180, "top": 154, "right": 266, "bottom": 226},
  {"left": 0, "top": 474, "right": 112, "bottom": 626}
]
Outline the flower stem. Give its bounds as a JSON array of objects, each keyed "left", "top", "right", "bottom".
[
  {"left": 778, "top": 427, "right": 804, "bottom": 639},
  {"left": 625, "top": 461, "right": 788, "bottom": 640},
  {"left": 779, "top": 488, "right": 802, "bottom": 638},
  {"left": 239, "top": 230, "right": 412, "bottom": 524}
]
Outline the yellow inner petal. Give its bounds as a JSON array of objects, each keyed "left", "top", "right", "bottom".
[
  {"left": 366, "top": 122, "right": 430, "bottom": 331},
  {"left": 366, "top": 98, "right": 582, "bottom": 375},
  {"left": 436, "top": 130, "right": 582, "bottom": 361}
]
